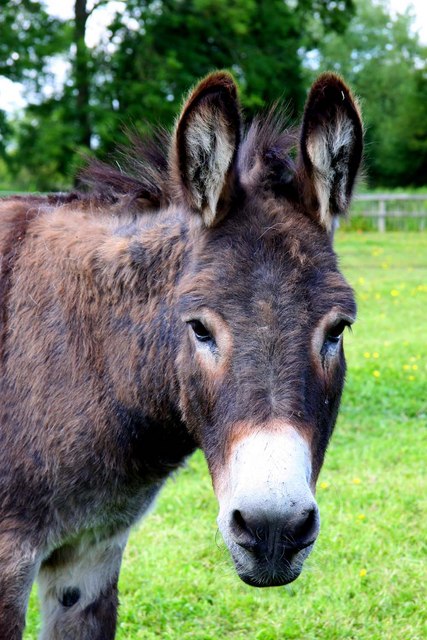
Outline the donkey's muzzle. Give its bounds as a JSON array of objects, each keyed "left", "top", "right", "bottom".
[{"left": 215, "top": 424, "right": 320, "bottom": 586}]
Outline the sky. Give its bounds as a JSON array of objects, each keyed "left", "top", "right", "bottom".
[
  {"left": 0, "top": 0, "right": 426, "bottom": 113},
  {"left": 390, "top": 0, "right": 427, "bottom": 41}
]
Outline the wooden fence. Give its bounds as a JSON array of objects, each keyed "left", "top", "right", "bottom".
[
  {"left": 351, "top": 194, "right": 427, "bottom": 232},
  {"left": 1, "top": 191, "right": 427, "bottom": 231}
]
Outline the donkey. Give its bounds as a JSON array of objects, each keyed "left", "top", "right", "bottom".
[{"left": 0, "top": 71, "right": 363, "bottom": 639}]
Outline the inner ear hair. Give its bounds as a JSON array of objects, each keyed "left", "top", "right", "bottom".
[
  {"left": 172, "top": 71, "right": 241, "bottom": 227},
  {"left": 300, "top": 73, "right": 363, "bottom": 232}
]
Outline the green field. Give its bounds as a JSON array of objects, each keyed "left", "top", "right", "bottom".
[{"left": 24, "top": 232, "right": 426, "bottom": 639}]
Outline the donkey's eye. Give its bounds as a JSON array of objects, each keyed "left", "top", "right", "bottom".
[
  {"left": 325, "top": 319, "right": 349, "bottom": 344},
  {"left": 188, "top": 320, "right": 215, "bottom": 345}
]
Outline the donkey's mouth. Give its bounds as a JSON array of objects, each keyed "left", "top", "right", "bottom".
[
  {"left": 231, "top": 543, "right": 313, "bottom": 588},
  {"left": 237, "top": 566, "right": 302, "bottom": 588},
  {"left": 238, "top": 572, "right": 298, "bottom": 588}
]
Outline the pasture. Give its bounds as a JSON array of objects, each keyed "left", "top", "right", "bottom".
[{"left": 24, "top": 231, "right": 426, "bottom": 640}]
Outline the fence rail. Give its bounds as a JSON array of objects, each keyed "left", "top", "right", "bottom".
[
  {"left": 352, "top": 194, "right": 427, "bottom": 231},
  {"left": 1, "top": 191, "right": 427, "bottom": 231}
]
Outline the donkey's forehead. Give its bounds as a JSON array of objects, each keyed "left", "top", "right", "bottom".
[
  {"left": 179, "top": 211, "right": 355, "bottom": 320},
  {"left": 179, "top": 266, "right": 355, "bottom": 321}
]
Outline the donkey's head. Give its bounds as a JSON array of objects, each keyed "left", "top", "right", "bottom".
[{"left": 173, "top": 72, "right": 362, "bottom": 586}]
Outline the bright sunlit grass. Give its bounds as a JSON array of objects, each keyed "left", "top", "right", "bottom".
[{"left": 24, "top": 232, "right": 427, "bottom": 639}]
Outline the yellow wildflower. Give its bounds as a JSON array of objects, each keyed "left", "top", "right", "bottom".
[
  {"left": 352, "top": 477, "right": 361, "bottom": 485},
  {"left": 373, "top": 370, "right": 380, "bottom": 378},
  {"left": 359, "top": 569, "right": 367, "bottom": 577},
  {"left": 320, "top": 481, "right": 329, "bottom": 490},
  {"left": 364, "top": 352, "right": 371, "bottom": 359},
  {"left": 390, "top": 289, "right": 400, "bottom": 297}
]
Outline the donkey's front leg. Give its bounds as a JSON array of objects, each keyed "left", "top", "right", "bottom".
[
  {"left": 0, "top": 531, "right": 40, "bottom": 640},
  {"left": 37, "top": 530, "right": 129, "bottom": 640}
]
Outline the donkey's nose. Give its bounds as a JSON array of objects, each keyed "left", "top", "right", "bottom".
[{"left": 230, "top": 503, "right": 320, "bottom": 555}]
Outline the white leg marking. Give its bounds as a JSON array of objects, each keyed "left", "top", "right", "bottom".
[{"left": 38, "top": 530, "right": 129, "bottom": 640}]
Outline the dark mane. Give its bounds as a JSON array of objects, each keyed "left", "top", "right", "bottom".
[
  {"left": 79, "top": 106, "right": 298, "bottom": 211},
  {"left": 79, "top": 127, "right": 171, "bottom": 211},
  {"left": 238, "top": 106, "right": 298, "bottom": 186}
]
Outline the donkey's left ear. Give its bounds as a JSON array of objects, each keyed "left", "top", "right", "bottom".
[
  {"left": 299, "top": 73, "right": 363, "bottom": 233},
  {"left": 171, "top": 71, "right": 241, "bottom": 227}
]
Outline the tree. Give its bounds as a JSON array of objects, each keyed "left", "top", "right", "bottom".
[
  {"left": 94, "top": 0, "right": 355, "bottom": 138},
  {"left": 3, "top": 0, "right": 357, "bottom": 189},
  {"left": 74, "top": 0, "right": 92, "bottom": 149},
  {"left": 0, "top": 0, "right": 70, "bottom": 92},
  {"left": 9, "top": 94, "right": 84, "bottom": 191},
  {"left": 312, "top": 0, "right": 427, "bottom": 187}
]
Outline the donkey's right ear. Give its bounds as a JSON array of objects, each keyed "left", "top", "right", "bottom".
[{"left": 171, "top": 71, "right": 241, "bottom": 227}]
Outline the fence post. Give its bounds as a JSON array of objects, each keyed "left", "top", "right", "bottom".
[{"left": 378, "top": 198, "right": 386, "bottom": 232}]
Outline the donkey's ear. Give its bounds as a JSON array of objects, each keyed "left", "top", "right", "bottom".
[
  {"left": 171, "top": 71, "right": 241, "bottom": 227},
  {"left": 299, "top": 73, "right": 363, "bottom": 233}
]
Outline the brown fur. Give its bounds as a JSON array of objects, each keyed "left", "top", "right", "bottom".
[{"left": 0, "top": 71, "right": 362, "bottom": 638}]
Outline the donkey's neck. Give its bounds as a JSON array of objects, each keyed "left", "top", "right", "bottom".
[
  {"left": 95, "top": 209, "right": 190, "bottom": 417},
  {"left": 33, "top": 203, "right": 196, "bottom": 473}
]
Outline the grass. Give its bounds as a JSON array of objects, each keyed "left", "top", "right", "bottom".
[{"left": 24, "top": 231, "right": 426, "bottom": 639}]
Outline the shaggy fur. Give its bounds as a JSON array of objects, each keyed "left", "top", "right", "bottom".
[{"left": 0, "top": 70, "right": 362, "bottom": 639}]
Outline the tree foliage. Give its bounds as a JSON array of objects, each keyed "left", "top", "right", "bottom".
[
  {"left": 0, "top": 0, "right": 70, "bottom": 87},
  {"left": 313, "top": 0, "right": 427, "bottom": 187},
  {"left": 0, "top": 0, "right": 426, "bottom": 190}
]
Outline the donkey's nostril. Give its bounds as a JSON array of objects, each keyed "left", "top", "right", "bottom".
[
  {"left": 290, "top": 506, "right": 319, "bottom": 550},
  {"left": 231, "top": 509, "right": 247, "bottom": 534},
  {"left": 230, "top": 509, "right": 259, "bottom": 550}
]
